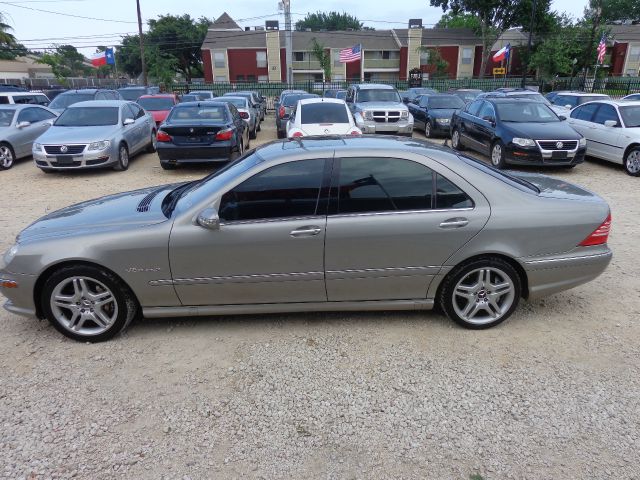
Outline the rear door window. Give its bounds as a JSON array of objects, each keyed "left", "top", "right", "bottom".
[
  {"left": 570, "top": 103, "right": 600, "bottom": 122},
  {"left": 592, "top": 104, "right": 620, "bottom": 126}
]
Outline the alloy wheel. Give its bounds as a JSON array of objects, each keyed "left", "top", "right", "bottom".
[
  {"left": 151, "top": 132, "right": 157, "bottom": 151},
  {"left": 50, "top": 276, "right": 118, "bottom": 336},
  {"left": 0, "top": 145, "right": 14, "bottom": 169},
  {"left": 120, "top": 145, "right": 129, "bottom": 168},
  {"left": 451, "top": 267, "right": 515, "bottom": 326},
  {"left": 491, "top": 144, "right": 503, "bottom": 166},
  {"left": 452, "top": 130, "right": 460, "bottom": 149},
  {"left": 425, "top": 122, "right": 431, "bottom": 137},
  {"left": 625, "top": 150, "right": 640, "bottom": 175}
]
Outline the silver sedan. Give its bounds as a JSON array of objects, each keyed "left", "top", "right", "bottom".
[
  {"left": 0, "top": 104, "right": 58, "bottom": 170},
  {"left": 32, "top": 100, "right": 156, "bottom": 172},
  {"left": 0, "top": 137, "right": 612, "bottom": 342}
]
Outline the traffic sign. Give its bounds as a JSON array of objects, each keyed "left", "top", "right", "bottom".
[{"left": 493, "top": 67, "right": 506, "bottom": 75}]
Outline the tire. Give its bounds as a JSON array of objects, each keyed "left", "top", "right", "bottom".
[
  {"left": 146, "top": 130, "right": 157, "bottom": 153},
  {"left": 451, "top": 129, "right": 464, "bottom": 151},
  {"left": 0, "top": 142, "right": 16, "bottom": 170},
  {"left": 113, "top": 143, "right": 129, "bottom": 171},
  {"left": 257, "top": 120, "right": 261, "bottom": 132},
  {"left": 439, "top": 257, "right": 521, "bottom": 330},
  {"left": 160, "top": 161, "right": 176, "bottom": 170},
  {"left": 424, "top": 121, "right": 433, "bottom": 138},
  {"left": 490, "top": 141, "right": 507, "bottom": 169},
  {"left": 277, "top": 129, "right": 285, "bottom": 139},
  {"left": 623, "top": 147, "right": 640, "bottom": 177},
  {"left": 40, "top": 265, "right": 138, "bottom": 342},
  {"left": 40, "top": 168, "right": 56, "bottom": 174},
  {"left": 250, "top": 122, "right": 257, "bottom": 140}
]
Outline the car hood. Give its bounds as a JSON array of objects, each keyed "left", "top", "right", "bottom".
[
  {"left": 37, "top": 125, "right": 121, "bottom": 144},
  {"left": 429, "top": 108, "right": 459, "bottom": 118},
  {"left": 508, "top": 171, "right": 603, "bottom": 202},
  {"left": 359, "top": 101, "right": 408, "bottom": 111},
  {"left": 502, "top": 121, "right": 581, "bottom": 140},
  {"left": 17, "top": 184, "right": 175, "bottom": 242}
]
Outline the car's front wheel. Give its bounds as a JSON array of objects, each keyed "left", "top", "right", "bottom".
[
  {"left": 491, "top": 141, "right": 506, "bottom": 169},
  {"left": 0, "top": 142, "right": 15, "bottom": 170},
  {"left": 451, "top": 128, "right": 464, "bottom": 151},
  {"left": 41, "top": 265, "right": 138, "bottom": 342},
  {"left": 146, "top": 130, "right": 157, "bottom": 153},
  {"left": 439, "top": 257, "right": 521, "bottom": 329},
  {"left": 624, "top": 147, "right": 640, "bottom": 177},
  {"left": 113, "top": 143, "right": 129, "bottom": 171},
  {"left": 424, "top": 121, "right": 433, "bottom": 138}
]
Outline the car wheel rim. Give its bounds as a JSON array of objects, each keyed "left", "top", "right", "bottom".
[
  {"left": 425, "top": 124, "right": 431, "bottom": 136},
  {"left": 626, "top": 151, "right": 640, "bottom": 173},
  {"left": 452, "top": 131, "right": 459, "bottom": 147},
  {"left": 151, "top": 133, "right": 157, "bottom": 150},
  {"left": 0, "top": 146, "right": 13, "bottom": 168},
  {"left": 120, "top": 147, "right": 128, "bottom": 167},
  {"left": 50, "top": 276, "right": 118, "bottom": 336},
  {"left": 452, "top": 267, "right": 515, "bottom": 325},
  {"left": 492, "top": 145, "right": 502, "bottom": 165}
]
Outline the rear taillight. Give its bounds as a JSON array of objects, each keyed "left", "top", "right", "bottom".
[
  {"left": 349, "top": 129, "right": 361, "bottom": 135},
  {"left": 239, "top": 112, "right": 249, "bottom": 119},
  {"left": 156, "top": 131, "right": 172, "bottom": 142},
  {"left": 291, "top": 131, "right": 303, "bottom": 138},
  {"left": 216, "top": 128, "right": 234, "bottom": 141},
  {"left": 279, "top": 106, "right": 285, "bottom": 118},
  {"left": 579, "top": 213, "right": 611, "bottom": 246}
]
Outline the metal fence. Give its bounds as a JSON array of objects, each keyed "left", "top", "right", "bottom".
[{"left": 546, "top": 76, "right": 640, "bottom": 98}]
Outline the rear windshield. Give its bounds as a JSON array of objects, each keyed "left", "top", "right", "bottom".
[
  {"left": 453, "top": 91, "right": 481, "bottom": 102},
  {"left": 137, "top": 97, "right": 175, "bottom": 111},
  {"left": 496, "top": 102, "right": 559, "bottom": 123},
  {"left": 358, "top": 89, "right": 401, "bottom": 103},
  {"left": 0, "top": 109, "right": 15, "bottom": 126},
  {"left": 457, "top": 154, "right": 539, "bottom": 193},
  {"left": 168, "top": 105, "right": 228, "bottom": 123},
  {"left": 336, "top": 91, "right": 346, "bottom": 100},
  {"left": 301, "top": 102, "right": 349, "bottom": 124},
  {"left": 428, "top": 96, "right": 465, "bottom": 109},
  {"left": 49, "top": 93, "right": 94, "bottom": 109},
  {"left": 216, "top": 97, "right": 247, "bottom": 108},
  {"left": 282, "top": 94, "right": 318, "bottom": 107},
  {"left": 620, "top": 105, "right": 640, "bottom": 127},
  {"left": 508, "top": 93, "right": 549, "bottom": 105},
  {"left": 180, "top": 95, "right": 198, "bottom": 102},
  {"left": 118, "top": 88, "right": 146, "bottom": 101},
  {"left": 55, "top": 107, "right": 119, "bottom": 126}
]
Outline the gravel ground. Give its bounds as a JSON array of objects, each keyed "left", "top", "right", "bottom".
[{"left": 1, "top": 117, "right": 639, "bottom": 480}]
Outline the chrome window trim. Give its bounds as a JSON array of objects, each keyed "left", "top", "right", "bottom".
[
  {"left": 327, "top": 207, "right": 474, "bottom": 219},
  {"left": 219, "top": 214, "right": 325, "bottom": 227}
]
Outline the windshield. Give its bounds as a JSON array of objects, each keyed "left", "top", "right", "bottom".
[
  {"left": 49, "top": 93, "right": 94, "bottom": 109},
  {"left": 301, "top": 103, "right": 349, "bottom": 124},
  {"left": 118, "top": 88, "right": 146, "bottom": 101},
  {"left": 215, "top": 97, "right": 247, "bottom": 108},
  {"left": 137, "top": 97, "right": 175, "bottom": 111},
  {"left": 0, "top": 109, "right": 15, "bottom": 126},
  {"left": 496, "top": 102, "right": 559, "bottom": 123},
  {"left": 358, "top": 89, "right": 401, "bottom": 103},
  {"left": 167, "top": 105, "right": 228, "bottom": 123},
  {"left": 55, "top": 107, "right": 119, "bottom": 126},
  {"left": 428, "top": 96, "right": 465, "bottom": 109},
  {"left": 282, "top": 94, "right": 317, "bottom": 107},
  {"left": 620, "top": 105, "right": 640, "bottom": 128}
]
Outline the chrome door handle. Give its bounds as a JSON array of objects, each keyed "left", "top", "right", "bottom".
[
  {"left": 439, "top": 218, "right": 469, "bottom": 229},
  {"left": 290, "top": 226, "right": 322, "bottom": 237}
]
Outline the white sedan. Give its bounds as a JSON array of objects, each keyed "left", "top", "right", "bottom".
[
  {"left": 566, "top": 99, "right": 640, "bottom": 176},
  {"left": 286, "top": 98, "right": 361, "bottom": 138}
]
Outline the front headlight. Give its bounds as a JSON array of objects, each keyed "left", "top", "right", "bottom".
[
  {"left": 3, "top": 244, "right": 18, "bottom": 265},
  {"left": 363, "top": 110, "right": 373, "bottom": 120},
  {"left": 436, "top": 118, "right": 450, "bottom": 124},
  {"left": 579, "top": 137, "right": 586, "bottom": 147},
  {"left": 33, "top": 143, "right": 42, "bottom": 152},
  {"left": 88, "top": 140, "right": 111, "bottom": 151},
  {"left": 512, "top": 137, "right": 536, "bottom": 147},
  {"left": 400, "top": 110, "right": 409, "bottom": 119}
]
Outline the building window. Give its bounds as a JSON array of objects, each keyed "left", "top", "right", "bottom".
[
  {"left": 247, "top": 75, "right": 256, "bottom": 82},
  {"left": 333, "top": 74, "right": 344, "bottom": 81},
  {"left": 333, "top": 50, "right": 342, "bottom": 67},
  {"left": 236, "top": 75, "right": 245, "bottom": 82},
  {"left": 294, "top": 52, "right": 305, "bottom": 62},
  {"left": 214, "top": 51, "right": 225, "bottom": 68},
  {"left": 630, "top": 46, "right": 640, "bottom": 63},
  {"left": 420, "top": 50, "right": 430, "bottom": 65},
  {"left": 364, "top": 72, "right": 372, "bottom": 82},
  {"left": 313, "top": 73, "right": 323, "bottom": 82},
  {"left": 215, "top": 75, "right": 227, "bottom": 82},
  {"left": 382, "top": 51, "right": 399, "bottom": 59},
  {"left": 258, "top": 75, "right": 268, "bottom": 82},
  {"left": 461, "top": 48, "right": 472, "bottom": 65},
  {"left": 256, "top": 51, "right": 267, "bottom": 68}
]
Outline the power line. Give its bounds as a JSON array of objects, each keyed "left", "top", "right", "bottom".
[{"left": 0, "top": 1, "right": 139, "bottom": 23}]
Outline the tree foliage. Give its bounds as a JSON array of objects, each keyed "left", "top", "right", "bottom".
[
  {"left": 311, "top": 38, "right": 332, "bottom": 80},
  {"left": 436, "top": 12, "right": 481, "bottom": 31},
  {"left": 0, "top": 13, "right": 27, "bottom": 60},
  {"left": 295, "top": 11, "right": 369, "bottom": 31},
  {"left": 588, "top": 0, "right": 640, "bottom": 23},
  {"left": 419, "top": 47, "right": 450, "bottom": 78},
  {"left": 40, "top": 45, "right": 91, "bottom": 78}
]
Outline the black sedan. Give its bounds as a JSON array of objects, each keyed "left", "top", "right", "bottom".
[
  {"left": 407, "top": 93, "right": 465, "bottom": 138},
  {"left": 450, "top": 98, "right": 586, "bottom": 169},
  {"left": 401, "top": 87, "right": 438, "bottom": 104},
  {"left": 156, "top": 101, "right": 249, "bottom": 170}
]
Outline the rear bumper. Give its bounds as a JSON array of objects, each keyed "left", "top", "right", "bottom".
[
  {"left": 522, "top": 248, "right": 612, "bottom": 300},
  {"left": 505, "top": 144, "right": 586, "bottom": 166},
  {"left": 157, "top": 142, "right": 234, "bottom": 163}
]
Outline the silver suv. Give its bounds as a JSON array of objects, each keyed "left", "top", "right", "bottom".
[{"left": 346, "top": 84, "right": 413, "bottom": 135}]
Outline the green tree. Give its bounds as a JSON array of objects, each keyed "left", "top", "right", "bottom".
[
  {"left": 589, "top": 0, "right": 640, "bottom": 23},
  {"left": 311, "top": 38, "right": 331, "bottom": 80},
  {"left": 419, "top": 47, "right": 450, "bottom": 78},
  {"left": 40, "top": 45, "right": 91, "bottom": 79},
  {"left": 429, "top": 0, "right": 553, "bottom": 77},
  {"left": 0, "top": 13, "right": 27, "bottom": 60},
  {"left": 295, "top": 11, "right": 368, "bottom": 31},
  {"left": 436, "top": 12, "right": 481, "bottom": 30},
  {"left": 116, "top": 35, "right": 142, "bottom": 78}
]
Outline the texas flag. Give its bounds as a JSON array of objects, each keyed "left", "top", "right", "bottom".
[
  {"left": 493, "top": 43, "right": 511, "bottom": 63},
  {"left": 91, "top": 48, "right": 115, "bottom": 67}
]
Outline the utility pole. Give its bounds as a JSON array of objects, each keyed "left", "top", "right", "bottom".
[
  {"left": 582, "top": 1, "right": 602, "bottom": 89},
  {"left": 136, "top": 0, "right": 147, "bottom": 86},
  {"left": 521, "top": 0, "right": 538, "bottom": 88},
  {"left": 283, "top": 0, "right": 293, "bottom": 84}
]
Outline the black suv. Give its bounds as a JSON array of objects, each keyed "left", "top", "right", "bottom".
[{"left": 450, "top": 97, "right": 586, "bottom": 169}]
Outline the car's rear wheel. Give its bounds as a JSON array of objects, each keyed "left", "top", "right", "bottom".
[
  {"left": 424, "top": 121, "right": 432, "bottom": 138},
  {"left": 250, "top": 122, "right": 257, "bottom": 140},
  {"left": 146, "top": 130, "right": 157, "bottom": 153},
  {"left": 0, "top": 142, "right": 15, "bottom": 170},
  {"left": 160, "top": 161, "right": 176, "bottom": 170},
  {"left": 440, "top": 257, "right": 521, "bottom": 329},
  {"left": 451, "top": 129, "right": 464, "bottom": 151},
  {"left": 41, "top": 265, "right": 138, "bottom": 342},
  {"left": 113, "top": 143, "right": 129, "bottom": 171},
  {"left": 623, "top": 147, "right": 640, "bottom": 177},
  {"left": 491, "top": 141, "right": 506, "bottom": 169}
]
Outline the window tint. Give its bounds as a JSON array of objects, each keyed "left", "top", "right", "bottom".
[
  {"left": 466, "top": 100, "right": 483, "bottom": 116},
  {"left": 55, "top": 107, "right": 119, "bottom": 126},
  {"left": 219, "top": 159, "right": 325, "bottom": 222},
  {"left": 477, "top": 102, "right": 495, "bottom": 119},
  {"left": 620, "top": 105, "right": 640, "bottom": 128},
  {"left": 123, "top": 104, "right": 137, "bottom": 120},
  {"left": 17, "top": 108, "right": 40, "bottom": 123},
  {"left": 29, "top": 107, "right": 56, "bottom": 122},
  {"left": 333, "top": 157, "right": 433, "bottom": 214},
  {"left": 592, "top": 104, "right": 619, "bottom": 126},
  {"left": 570, "top": 103, "right": 599, "bottom": 122},
  {"left": 13, "top": 95, "right": 36, "bottom": 105},
  {"left": 435, "top": 174, "right": 473, "bottom": 209},
  {"left": 301, "top": 103, "right": 349, "bottom": 124},
  {"left": 0, "top": 96, "right": 9, "bottom": 104},
  {"left": 554, "top": 95, "right": 579, "bottom": 108},
  {"left": 128, "top": 103, "right": 144, "bottom": 119}
]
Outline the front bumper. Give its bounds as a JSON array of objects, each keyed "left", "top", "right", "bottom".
[
  {"left": 33, "top": 148, "right": 116, "bottom": 170},
  {"left": 430, "top": 120, "right": 452, "bottom": 135},
  {"left": 355, "top": 115, "right": 413, "bottom": 135},
  {"left": 0, "top": 269, "right": 38, "bottom": 318},
  {"left": 505, "top": 143, "right": 586, "bottom": 166},
  {"left": 157, "top": 141, "right": 234, "bottom": 163}
]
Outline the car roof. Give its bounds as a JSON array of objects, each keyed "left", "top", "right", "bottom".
[
  {"left": 298, "top": 98, "right": 347, "bottom": 105},
  {"left": 213, "top": 96, "right": 248, "bottom": 102},
  {"left": 353, "top": 83, "right": 396, "bottom": 90},
  {"left": 484, "top": 97, "right": 551, "bottom": 104},
  {"left": 555, "top": 92, "right": 609, "bottom": 97},
  {"left": 189, "top": 90, "right": 213, "bottom": 94},
  {"left": 0, "top": 104, "right": 47, "bottom": 110},
  {"left": 118, "top": 86, "right": 147, "bottom": 90},
  {"left": 581, "top": 99, "right": 640, "bottom": 107},
  {"left": 175, "top": 101, "right": 229, "bottom": 107},
  {"left": 138, "top": 94, "right": 175, "bottom": 99},
  {"left": 67, "top": 100, "right": 130, "bottom": 108},
  {"left": 0, "top": 91, "right": 47, "bottom": 96}
]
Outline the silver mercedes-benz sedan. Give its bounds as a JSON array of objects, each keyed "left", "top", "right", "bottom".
[
  {"left": 0, "top": 137, "right": 612, "bottom": 342},
  {"left": 32, "top": 100, "right": 157, "bottom": 172}
]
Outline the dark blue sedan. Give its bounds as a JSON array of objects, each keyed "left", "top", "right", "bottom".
[{"left": 407, "top": 94, "right": 466, "bottom": 138}]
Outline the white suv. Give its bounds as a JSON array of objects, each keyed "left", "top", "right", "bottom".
[{"left": 0, "top": 92, "right": 50, "bottom": 106}]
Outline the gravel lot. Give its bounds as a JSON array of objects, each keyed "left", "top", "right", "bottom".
[{"left": 1, "top": 117, "right": 639, "bottom": 480}]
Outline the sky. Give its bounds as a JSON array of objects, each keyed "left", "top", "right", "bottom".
[{"left": 1, "top": 0, "right": 589, "bottom": 56}]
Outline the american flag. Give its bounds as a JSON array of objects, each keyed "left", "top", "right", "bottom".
[
  {"left": 596, "top": 34, "right": 607, "bottom": 64},
  {"left": 339, "top": 44, "right": 361, "bottom": 63}
]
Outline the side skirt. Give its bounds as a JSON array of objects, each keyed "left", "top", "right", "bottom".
[{"left": 143, "top": 299, "right": 435, "bottom": 319}]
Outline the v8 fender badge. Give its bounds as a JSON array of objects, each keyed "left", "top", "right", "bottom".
[{"left": 126, "top": 267, "right": 162, "bottom": 273}]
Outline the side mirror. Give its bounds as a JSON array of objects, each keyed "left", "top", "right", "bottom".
[
  {"left": 16, "top": 121, "right": 30, "bottom": 128},
  {"left": 604, "top": 120, "right": 617, "bottom": 128},
  {"left": 196, "top": 207, "right": 220, "bottom": 230},
  {"left": 564, "top": 104, "right": 572, "bottom": 109},
  {"left": 123, "top": 118, "right": 135, "bottom": 126}
]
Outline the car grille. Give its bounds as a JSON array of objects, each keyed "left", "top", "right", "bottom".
[
  {"left": 372, "top": 111, "right": 401, "bottom": 123},
  {"left": 44, "top": 144, "right": 86, "bottom": 155},
  {"left": 536, "top": 140, "right": 578, "bottom": 151}
]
